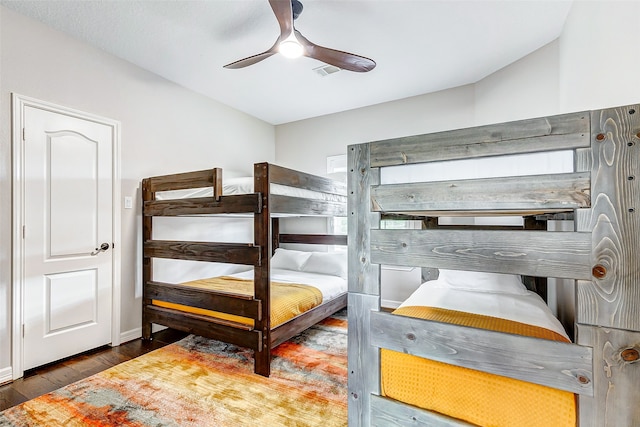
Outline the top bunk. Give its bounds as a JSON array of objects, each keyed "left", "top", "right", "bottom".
[
  {"left": 349, "top": 107, "right": 638, "bottom": 282},
  {"left": 142, "top": 162, "right": 347, "bottom": 218}
]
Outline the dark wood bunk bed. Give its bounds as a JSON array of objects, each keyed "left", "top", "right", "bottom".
[
  {"left": 142, "top": 162, "right": 347, "bottom": 377},
  {"left": 348, "top": 104, "right": 640, "bottom": 426}
]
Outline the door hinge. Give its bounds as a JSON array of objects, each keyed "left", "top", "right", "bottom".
[
  {"left": 22, "top": 128, "right": 25, "bottom": 141},
  {"left": 22, "top": 225, "right": 25, "bottom": 239},
  {"left": 22, "top": 324, "right": 25, "bottom": 337}
]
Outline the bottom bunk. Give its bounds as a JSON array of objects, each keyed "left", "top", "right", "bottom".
[
  {"left": 143, "top": 249, "right": 347, "bottom": 375},
  {"left": 377, "top": 270, "right": 576, "bottom": 427}
]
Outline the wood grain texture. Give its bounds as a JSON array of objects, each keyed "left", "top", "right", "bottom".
[
  {"left": 143, "top": 194, "right": 261, "bottom": 216},
  {"left": 265, "top": 162, "right": 347, "bottom": 195},
  {"left": 371, "top": 228, "right": 592, "bottom": 280},
  {"left": 143, "top": 240, "right": 260, "bottom": 265},
  {"left": 270, "top": 293, "right": 347, "bottom": 348},
  {"left": 348, "top": 104, "right": 640, "bottom": 426},
  {"left": 144, "top": 281, "right": 261, "bottom": 319},
  {"left": 576, "top": 324, "right": 640, "bottom": 426},
  {"left": 348, "top": 293, "right": 379, "bottom": 427},
  {"left": 141, "top": 179, "right": 154, "bottom": 340},
  {"left": 348, "top": 143, "right": 381, "bottom": 295},
  {"left": 369, "top": 111, "right": 590, "bottom": 167},
  {"left": 270, "top": 194, "right": 347, "bottom": 216},
  {"left": 145, "top": 168, "right": 221, "bottom": 192},
  {"left": 254, "top": 163, "right": 272, "bottom": 377},
  {"left": 144, "top": 305, "right": 262, "bottom": 350},
  {"left": 371, "top": 311, "right": 593, "bottom": 395},
  {"left": 371, "top": 172, "right": 590, "bottom": 213},
  {"left": 577, "top": 105, "right": 640, "bottom": 331},
  {"left": 370, "top": 395, "right": 474, "bottom": 427}
]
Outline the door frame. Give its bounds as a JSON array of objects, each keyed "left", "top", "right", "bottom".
[{"left": 11, "top": 93, "right": 122, "bottom": 379}]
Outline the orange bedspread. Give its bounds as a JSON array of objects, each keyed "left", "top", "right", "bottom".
[
  {"left": 381, "top": 306, "right": 576, "bottom": 427},
  {"left": 153, "top": 276, "right": 323, "bottom": 328}
]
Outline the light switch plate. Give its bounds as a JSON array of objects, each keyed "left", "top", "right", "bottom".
[{"left": 124, "top": 196, "right": 133, "bottom": 209}]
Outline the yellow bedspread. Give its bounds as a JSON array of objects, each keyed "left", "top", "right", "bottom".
[
  {"left": 381, "top": 306, "right": 576, "bottom": 427},
  {"left": 153, "top": 276, "right": 323, "bottom": 328}
]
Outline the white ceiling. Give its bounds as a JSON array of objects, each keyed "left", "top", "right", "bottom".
[{"left": 1, "top": 0, "right": 573, "bottom": 125}]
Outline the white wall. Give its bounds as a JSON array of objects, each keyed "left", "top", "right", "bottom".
[
  {"left": 275, "top": 84, "right": 476, "bottom": 175},
  {"left": 0, "top": 6, "right": 275, "bottom": 377},
  {"left": 560, "top": 1, "right": 640, "bottom": 112},
  {"left": 475, "top": 40, "right": 561, "bottom": 124}
]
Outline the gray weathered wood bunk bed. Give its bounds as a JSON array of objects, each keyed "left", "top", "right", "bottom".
[
  {"left": 142, "top": 162, "right": 347, "bottom": 377},
  {"left": 348, "top": 104, "right": 640, "bottom": 426}
]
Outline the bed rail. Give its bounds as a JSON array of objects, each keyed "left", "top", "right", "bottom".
[
  {"left": 348, "top": 104, "right": 640, "bottom": 426},
  {"left": 144, "top": 168, "right": 223, "bottom": 195},
  {"left": 368, "top": 111, "right": 590, "bottom": 167}
]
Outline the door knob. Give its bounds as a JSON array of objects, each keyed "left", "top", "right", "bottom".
[{"left": 91, "top": 242, "right": 110, "bottom": 256}]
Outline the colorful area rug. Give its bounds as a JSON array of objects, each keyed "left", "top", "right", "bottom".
[{"left": 0, "top": 310, "right": 347, "bottom": 426}]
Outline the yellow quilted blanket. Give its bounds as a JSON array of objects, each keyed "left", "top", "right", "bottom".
[
  {"left": 381, "top": 306, "right": 576, "bottom": 427},
  {"left": 153, "top": 276, "right": 323, "bottom": 328}
]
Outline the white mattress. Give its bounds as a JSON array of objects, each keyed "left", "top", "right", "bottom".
[
  {"left": 399, "top": 280, "right": 569, "bottom": 340},
  {"left": 230, "top": 268, "right": 347, "bottom": 302},
  {"left": 156, "top": 177, "right": 346, "bottom": 203}
]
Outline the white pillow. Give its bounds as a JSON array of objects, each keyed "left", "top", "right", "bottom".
[
  {"left": 437, "top": 269, "right": 529, "bottom": 295},
  {"left": 270, "top": 248, "right": 311, "bottom": 271},
  {"left": 302, "top": 252, "right": 348, "bottom": 279},
  {"left": 223, "top": 177, "right": 254, "bottom": 195}
]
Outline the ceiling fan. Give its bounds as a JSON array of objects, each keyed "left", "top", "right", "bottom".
[{"left": 223, "top": 0, "right": 376, "bottom": 72}]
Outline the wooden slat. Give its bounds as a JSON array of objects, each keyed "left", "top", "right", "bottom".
[
  {"left": 347, "top": 143, "right": 381, "bottom": 427},
  {"left": 271, "top": 293, "right": 347, "bottom": 347},
  {"left": 279, "top": 233, "right": 347, "bottom": 246},
  {"left": 577, "top": 104, "right": 640, "bottom": 331},
  {"left": 371, "top": 228, "right": 592, "bottom": 280},
  {"left": 348, "top": 143, "right": 381, "bottom": 296},
  {"left": 144, "top": 280, "right": 261, "bottom": 320},
  {"left": 270, "top": 194, "right": 347, "bottom": 216},
  {"left": 370, "top": 395, "right": 474, "bottom": 427},
  {"left": 263, "top": 162, "right": 347, "bottom": 196},
  {"left": 576, "top": 324, "right": 640, "bottom": 426},
  {"left": 145, "top": 168, "right": 221, "bottom": 192},
  {"left": 141, "top": 179, "right": 154, "bottom": 340},
  {"left": 143, "top": 194, "right": 260, "bottom": 216},
  {"left": 371, "top": 172, "right": 590, "bottom": 213},
  {"left": 348, "top": 293, "right": 380, "bottom": 427},
  {"left": 144, "top": 240, "right": 260, "bottom": 265},
  {"left": 144, "top": 305, "right": 261, "bottom": 350},
  {"left": 253, "top": 162, "right": 272, "bottom": 377},
  {"left": 371, "top": 311, "right": 593, "bottom": 395},
  {"left": 370, "top": 111, "right": 590, "bottom": 167}
]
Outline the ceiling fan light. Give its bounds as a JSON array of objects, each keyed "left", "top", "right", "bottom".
[{"left": 279, "top": 39, "right": 304, "bottom": 58}]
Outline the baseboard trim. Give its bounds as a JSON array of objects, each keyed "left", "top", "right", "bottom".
[
  {"left": 119, "top": 328, "right": 141, "bottom": 345},
  {"left": 0, "top": 366, "right": 13, "bottom": 385}
]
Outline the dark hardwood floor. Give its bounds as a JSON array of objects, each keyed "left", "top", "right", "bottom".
[{"left": 0, "top": 328, "right": 188, "bottom": 412}]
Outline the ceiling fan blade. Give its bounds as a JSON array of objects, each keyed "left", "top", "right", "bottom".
[
  {"left": 295, "top": 30, "right": 376, "bottom": 73},
  {"left": 223, "top": 50, "right": 277, "bottom": 69},
  {"left": 269, "top": 0, "right": 294, "bottom": 37},
  {"left": 223, "top": 45, "right": 278, "bottom": 69}
]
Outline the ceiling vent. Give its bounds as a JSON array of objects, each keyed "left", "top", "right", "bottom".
[{"left": 313, "top": 64, "right": 341, "bottom": 77}]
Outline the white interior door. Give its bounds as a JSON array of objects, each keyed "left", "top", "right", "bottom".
[{"left": 22, "top": 105, "right": 114, "bottom": 371}]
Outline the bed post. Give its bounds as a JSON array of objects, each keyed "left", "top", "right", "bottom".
[
  {"left": 254, "top": 162, "right": 272, "bottom": 376},
  {"left": 575, "top": 104, "right": 640, "bottom": 425},
  {"left": 271, "top": 218, "right": 280, "bottom": 254},
  {"left": 347, "top": 143, "right": 381, "bottom": 426},
  {"left": 141, "top": 179, "right": 153, "bottom": 340}
]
